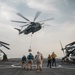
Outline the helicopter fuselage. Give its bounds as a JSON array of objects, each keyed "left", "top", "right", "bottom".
[
  {"left": 61, "top": 41, "right": 75, "bottom": 61},
  {"left": 24, "top": 22, "right": 42, "bottom": 34}
]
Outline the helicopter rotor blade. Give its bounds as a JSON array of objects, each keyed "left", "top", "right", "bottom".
[
  {"left": 17, "top": 13, "right": 30, "bottom": 22},
  {"left": 42, "top": 24, "right": 51, "bottom": 26},
  {"left": 42, "top": 24, "right": 50, "bottom": 28},
  {"left": 0, "top": 41, "right": 9, "bottom": 45},
  {"left": 40, "top": 22, "right": 51, "bottom": 26},
  {"left": 59, "top": 41, "right": 64, "bottom": 52},
  {"left": 44, "top": 24, "right": 50, "bottom": 26},
  {"left": 40, "top": 22, "right": 45, "bottom": 25},
  {"left": 33, "top": 11, "right": 41, "bottom": 21},
  {"left": 20, "top": 24, "right": 29, "bottom": 28},
  {"left": 11, "top": 20, "right": 28, "bottom": 23},
  {"left": 38, "top": 18, "right": 54, "bottom": 22},
  {"left": 1, "top": 44, "right": 10, "bottom": 50}
]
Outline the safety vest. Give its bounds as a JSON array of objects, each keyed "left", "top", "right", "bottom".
[
  {"left": 22, "top": 56, "right": 26, "bottom": 61},
  {"left": 28, "top": 54, "right": 34, "bottom": 60}
]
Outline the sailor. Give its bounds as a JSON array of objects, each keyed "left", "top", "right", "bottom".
[
  {"left": 35, "top": 52, "right": 43, "bottom": 71},
  {"left": 22, "top": 55, "right": 27, "bottom": 69},
  {"left": 47, "top": 54, "right": 52, "bottom": 68},
  {"left": 51, "top": 52, "right": 57, "bottom": 67},
  {"left": 27, "top": 52, "right": 34, "bottom": 70}
]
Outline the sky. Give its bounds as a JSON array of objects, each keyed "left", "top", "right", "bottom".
[{"left": 0, "top": 0, "right": 75, "bottom": 58}]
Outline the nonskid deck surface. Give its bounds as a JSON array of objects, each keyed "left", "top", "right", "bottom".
[{"left": 0, "top": 58, "right": 75, "bottom": 75}]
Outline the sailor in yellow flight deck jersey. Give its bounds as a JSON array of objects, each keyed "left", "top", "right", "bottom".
[{"left": 51, "top": 52, "right": 57, "bottom": 67}]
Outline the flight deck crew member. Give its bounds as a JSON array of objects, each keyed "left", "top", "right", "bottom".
[
  {"left": 51, "top": 52, "right": 57, "bottom": 67},
  {"left": 27, "top": 53, "right": 34, "bottom": 70},
  {"left": 47, "top": 54, "right": 52, "bottom": 68},
  {"left": 22, "top": 55, "right": 27, "bottom": 69},
  {"left": 35, "top": 52, "right": 43, "bottom": 71}
]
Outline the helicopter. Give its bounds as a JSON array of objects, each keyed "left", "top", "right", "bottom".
[
  {"left": 60, "top": 41, "right": 75, "bottom": 61},
  {"left": 11, "top": 11, "right": 54, "bottom": 35}
]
